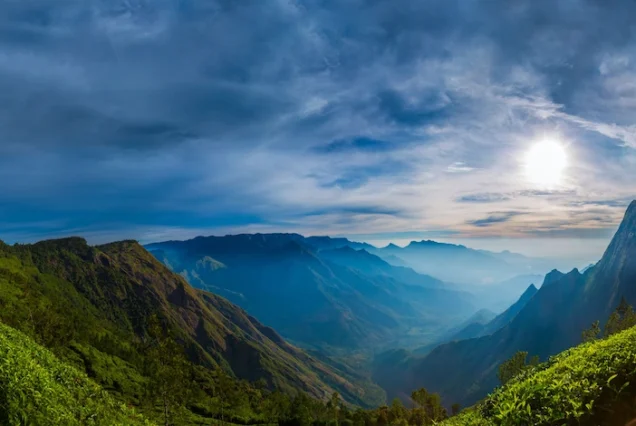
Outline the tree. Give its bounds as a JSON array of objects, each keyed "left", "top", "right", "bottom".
[
  {"left": 582, "top": 320, "right": 601, "bottom": 342},
  {"left": 262, "top": 391, "right": 291, "bottom": 423},
  {"left": 604, "top": 297, "right": 636, "bottom": 337},
  {"left": 213, "top": 367, "right": 236, "bottom": 425},
  {"left": 498, "top": 351, "right": 530, "bottom": 385},
  {"left": 451, "top": 403, "right": 461, "bottom": 416},
  {"left": 388, "top": 398, "right": 407, "bottom": 424},
  {"left": 329, "top": 392, "right": 341, "bottom": 426},
  {"left": 375, "top": 406, "right": 389, "bottom": 426},
  {"left": 142, "top": 315, "right": 193, "bottom": 426},
  {"left": 352, "top": 408, "right": 371, "bottom": 426},
  {"left": 289, "top": 391, "right": 314, "bottom": 426},
  {"left": 408, "top": 407, "right": 426, "bottom": 426},
  {"left": 424, "top": 392, "right": 446, "bottom": 422},
  {"left": 409, "top": 388, "right": 446, "bottom": 423},
  {"left": 410, "top": 388, "right": 428, "bottom": 409}
]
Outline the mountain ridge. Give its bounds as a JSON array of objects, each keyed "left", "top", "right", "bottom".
[
  {"left": 377, "top": 200, "right": 636, "bottom": 407},
  {"left": 147, "top": 234, "right": 475, "bottom": 350},
  {"left": 0, "top": 237, "right": 381, "bottom": 406}
]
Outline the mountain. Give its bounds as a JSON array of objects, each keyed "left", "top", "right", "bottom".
[
  {"left": 446, "top": 309, "right": 497, "bottom": 341},
  {"left": 0, "top": 237, "right": 380, "bottom": 408},
  {"left": 304, "top": 236, "right": 376, "bottom": 252},
  {"left": 411, "top": 285, "right": 538, "bottom": 357},
  {"left": 377, "top": 200, "right": 636, "bottom": 407},
  {"left": 319, "top": 246, "right": 446, "bottom": 289},
  {"left": 146, "top": 234, "right": 475, "bottom": 350},
  {"left": 457, "top": 273, "right": 543, "bottom": 312},
  {"left": 376, "top": 240, "right": 555, "bottom": 285},
  {"left": 450, "top": 284, "right": 538, "bottom": 341}
]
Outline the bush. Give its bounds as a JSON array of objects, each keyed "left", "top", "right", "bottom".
[
  {"left": 441, "top": 325, "right": 636, "bottom": 425},
  {"left": 0, "top": 321, "right": 152, "bottom": 425}
]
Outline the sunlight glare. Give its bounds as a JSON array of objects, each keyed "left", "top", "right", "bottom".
[{"left": 524, "top": 139, "right": 568, "bottom": 187}]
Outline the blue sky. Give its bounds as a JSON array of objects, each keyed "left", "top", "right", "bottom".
[{"left": 1, "top": 0, "right": 635, "bottom": 263}]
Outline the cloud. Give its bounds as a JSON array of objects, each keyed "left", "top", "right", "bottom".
[
  {"left": 0, "top": 0, "right": 635, "bottom": 264},
  {"left": 467, "top": 212, "right": 526, "bottom": 228},
  {"left": 446, "top": 162, "right": 475, "bottom": 173},
  {"left": 314, "top": 137, "right": 393, "bottom": 154},
  {"left": 457, "top": 193, "right": 512, "bottom": 203}
]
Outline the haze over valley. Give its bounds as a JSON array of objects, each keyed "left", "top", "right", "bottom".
[{"left": 2, "top": 0, "right": 636, "bottom": 424}]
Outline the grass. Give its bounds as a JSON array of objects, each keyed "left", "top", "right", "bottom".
[
  {"left": 0, "top": 321, "right": 152, "bottom": 425},
  {"left": 442, "top": 325, "right": 636, "bottom": 425}
]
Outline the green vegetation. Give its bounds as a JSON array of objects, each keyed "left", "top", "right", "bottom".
[
  {"left": 442, "top": 324, "right": 636, "bottom": 425},
  {"left": 2, "top": 236, "right": 636, "bottom": 426},
  {"left": 0, "top": 321, "right": 150, "bottom": 425},
  {"left": 0, "top": 238, "right": 377, "bottom": 424},
  {"left": 581, "top": 320, "right": 601, "bottom": 343},
  {"left": 497, "top": 351, "right": 538, "bottom": 386}
]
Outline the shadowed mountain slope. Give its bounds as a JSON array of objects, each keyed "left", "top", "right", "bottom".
[
  {"left": 147, "top": 234, "right": 475, "bottom": 350},
  {"left": 375, "top": 201, "right": 636, "bottom": 407}
]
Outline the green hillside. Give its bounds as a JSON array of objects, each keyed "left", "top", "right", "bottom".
[
  {"left": 0, "top": 237, "right": 383, "bottom": 424},
  {"left": 2, "top": 233, "right": 636, "bottom": 425},
  {"left": 0, "top": 321, "right": 150, "bottom": 426},
  {"left": 442, "top": 324, "right": 636, "bottom": 426}
]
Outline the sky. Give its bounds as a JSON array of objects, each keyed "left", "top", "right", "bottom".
[{"left": 1, "top": 0, "right": 636, "bottom": 264}]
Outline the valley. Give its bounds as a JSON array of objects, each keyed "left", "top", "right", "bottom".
[{"left": 1, "top": 202, "right": 634, "bottom": 425}]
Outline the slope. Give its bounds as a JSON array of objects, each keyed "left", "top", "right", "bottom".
[
  {"left": 0, "top": 238, "right": 379, "bottom": 408},
  {"left": 451, "top": 284, "right": 538, "bottom": 341},
  {"left": 382, "top": 200, "right": 636, "bottom": 408},
  {"left": 443, "top": 324, "right": 636, "bottom": 426},
  {"left": 0, "top": 320, "right": 150, "bottom": 425},
  {"left": 147, "top": 235, "right": 474, "bottom": 350}
]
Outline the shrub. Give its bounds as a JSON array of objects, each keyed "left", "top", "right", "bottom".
[
  {"left": 441, "top": 325, "right": 636, "bottom": 425},
  {"left": 0, "top": 321, "right": 152, "bottom": 425}
]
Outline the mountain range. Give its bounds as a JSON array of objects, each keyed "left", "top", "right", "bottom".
[
  {"left": 146, "top": 235, "right": 475, "bottom": 351},
  {"left": 374, "top": 200, "right": 636, "bottom": 407},
  {"left": 0, "top": 237, "right": 383, "bottom": 407},
  {"left": 373, "top": 240, "right": 558, "bottom": 285},
  {"left": 3, "top": 201, "right": 635, "bottom": 421}
]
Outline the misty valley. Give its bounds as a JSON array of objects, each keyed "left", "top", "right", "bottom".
[
  {"left": 3, "top": 0, "right": 636, "bottom": 424},
  {"left": 1, "top": 202, "right": 635, "bottom": 425}
]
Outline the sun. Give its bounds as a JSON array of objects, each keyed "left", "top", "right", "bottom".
[{"left": 524, "top": 139, "right": 568, "bottom": 187}]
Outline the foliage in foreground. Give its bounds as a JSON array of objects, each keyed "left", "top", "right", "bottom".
[
  {"left": 0, "top": 239, "right": 373, "bottom": 424},
  {"left": 0, "top": 321, "right": 151, "bottom": 426},
  {"left": 442, "top": 324, "right": 636, "bottom": 426}
]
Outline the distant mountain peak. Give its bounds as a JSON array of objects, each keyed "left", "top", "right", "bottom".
[
  {"left": 331, "top": 245, "right": 358, "bottom": 254},
  {"left": 541, "top": 269, "right": 566, "bottom": 287},
  {"left": 385, "top": 243, "right": 401, "bottom": 249},
  {"left": 523, "top": 283, "right": 538, "bottom": 294},
  {"left": 406, "top": 239, "right": 468, "bottom": 250},
  {"left": 619, "top": 200, "right": 636, "bottom": 233},
  {"left": 589, "top": 199, "right": 636, "bottom": 290}
]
